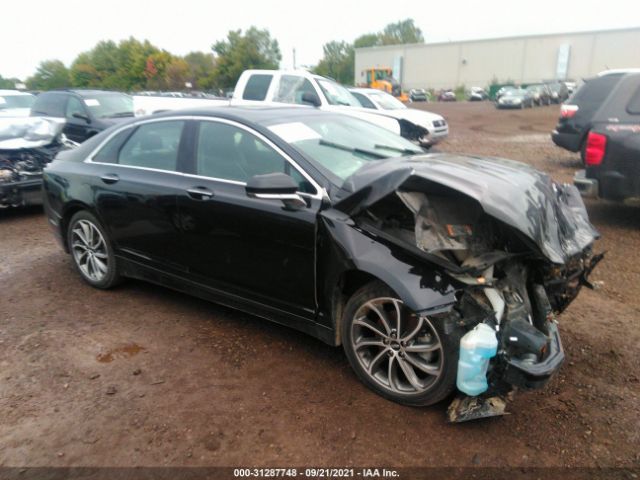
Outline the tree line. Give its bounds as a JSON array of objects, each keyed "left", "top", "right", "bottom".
[{"left": 0, "top": 19, "right": 422, "bottom": 93}]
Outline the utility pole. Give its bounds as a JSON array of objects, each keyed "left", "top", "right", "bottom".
[{"left": 293, "top": 48, "right": 296, "bottom": 70}]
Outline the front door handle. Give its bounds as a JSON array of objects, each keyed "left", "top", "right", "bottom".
[
  {"left": 100, "top": 173, "right": 119, "bottom": 184},
  {"left": 187, "top": 187, "right": 214, "bottom": 200}
]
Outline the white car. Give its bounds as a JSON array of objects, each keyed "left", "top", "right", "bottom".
[
  {"left": 133, "top": 94, "right": 228, "bottom": 117},
  {"left": 0, "top": 90, "right": 35, "bottom": 117},
  {"left": 349, "top": 87, "right": 448, "bottom": 147},
  {"left": 231, "top": 70, "right": 402, "bottom": 136}
]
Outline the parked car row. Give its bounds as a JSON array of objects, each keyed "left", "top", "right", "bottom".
[{"left": 496, "top": 81, "right": 571, "bottom": 107}]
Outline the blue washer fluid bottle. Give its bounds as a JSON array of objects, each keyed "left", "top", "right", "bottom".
[{"left": 456, "top": 323, "right": 498, "bottom": 396}]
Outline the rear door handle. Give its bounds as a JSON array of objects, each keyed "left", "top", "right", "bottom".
[
  {"left": 100, "top": 173, "right": 119, "bottom": 184},
  {"left": 187, "top": 187, "right": 214, "bottom": 200}
]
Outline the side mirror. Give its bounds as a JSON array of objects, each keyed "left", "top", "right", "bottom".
[
  {"left": 245, "top": 173, "right": 306, "bottom": 210},
  {"left": 72, "top": 112, "right": 91, "bottom": 123},
  {"left": 301, "top": 92, "right": 321, "bottom": 107}
]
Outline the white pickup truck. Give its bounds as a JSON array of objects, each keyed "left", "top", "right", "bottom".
[{"left": 231, "top": 70, "right": 423, "bottom": 141}]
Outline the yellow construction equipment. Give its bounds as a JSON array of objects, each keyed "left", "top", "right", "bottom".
[{"left": 360, "top": 68, "right": 409, "bottom": 101}]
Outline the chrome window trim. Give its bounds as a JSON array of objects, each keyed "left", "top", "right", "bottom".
[{"left": 85, "top": 115, "right": 324, "bottom": 199}]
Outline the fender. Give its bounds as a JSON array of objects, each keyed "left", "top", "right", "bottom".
[{"left": 318, "top": 209, "right": 460, "bottom": 321}]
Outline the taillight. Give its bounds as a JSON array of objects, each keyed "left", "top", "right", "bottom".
[
  {"left": 560, "top": 104, "right": 579, "bottom": 118},
  {"left": 585, "top": 132, "right": 607, "bottom": 166}
]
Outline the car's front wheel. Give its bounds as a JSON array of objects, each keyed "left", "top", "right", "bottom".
[
  {"left": 67, "top": 211, "right": 121, "bottom": 289},
  {"left": 341, "top": 281, "right": 460, "bottom": 406}
]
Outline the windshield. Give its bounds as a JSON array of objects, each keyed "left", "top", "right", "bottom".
[
  {"left": 368, "top": 92, "right": 406, "bottom": 110},
  {"left": 317, "top": 79, "right": 361, "bottom": 107},
  {"left": 81, "top": 93, "right": 134, "bottom": 118},
  {"left": 505, "top": 89, "right": 525, "bottom": 97},
  {"left": 267, "top": 114, "right": 423, "bottom": 184},
  {"left": 0, "top": 94, "right": 35, "bottom": 110}
]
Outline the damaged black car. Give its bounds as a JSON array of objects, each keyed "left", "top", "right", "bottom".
[
  {"left": 42, "top": 107, "right": 601, "bottom": 421},
  {"left": 1, "top": 117, "right": 76, "bottom": 208}
]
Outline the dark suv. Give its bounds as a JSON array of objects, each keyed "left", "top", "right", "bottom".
[
  {"left": 574, "top": 73, "right": 640, "bottom": 201},
  {"left": 31, "top": 90, "right": 134, "bottom": 143},
  {"left": 551, "top": 72, "right": 632, "bottom": 162}
]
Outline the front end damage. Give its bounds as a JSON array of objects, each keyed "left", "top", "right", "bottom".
[
  {"left": 332, "top": 154, "right": 602, "bottom": 421},
  {"left": 0, "top": 117, "right": 75, "bottom": 208}
]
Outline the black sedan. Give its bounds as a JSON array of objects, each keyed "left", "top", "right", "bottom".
[
  {"left": 43, "top": 107, "right": 600, "bottom": 421},
  {"left": 495, "top": 89, "right": 534, "bottom": 109}
]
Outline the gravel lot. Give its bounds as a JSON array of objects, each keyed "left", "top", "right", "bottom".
[{"left": 1, "top": 102, "right": 639, "bottom": 470}]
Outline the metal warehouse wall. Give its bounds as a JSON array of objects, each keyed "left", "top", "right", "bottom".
[{"left": 354, "top": 27, "right": 640, "bottom": 89}]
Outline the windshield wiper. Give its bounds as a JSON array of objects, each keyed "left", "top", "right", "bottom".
[
  {"left": 105, "top": 111, "right": 134, "bottom": 118},
  {"left": 319, "top": 139, "right": 387, "bottom": 159},
  {"left": 374, "top": 144, "right": 422, "bottom": 155}
]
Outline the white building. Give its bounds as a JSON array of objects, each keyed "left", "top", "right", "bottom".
[{"left": 354, "top": 27, "right": 640, "bottom": 90}]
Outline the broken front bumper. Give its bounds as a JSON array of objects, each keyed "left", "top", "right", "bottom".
[
  {"left": 0, "top": 176, "right": 43, "bottom": 208},
  {"left": 502, "top": 321, "right": 565, "bottom": 390}
]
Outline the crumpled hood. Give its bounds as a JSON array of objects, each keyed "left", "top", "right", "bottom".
[
  {"left": 0, "top": 116, "right": 66, "bottom": 149},
  {"left": 335, "top": 153, "right": 599, "bottom": 264}
]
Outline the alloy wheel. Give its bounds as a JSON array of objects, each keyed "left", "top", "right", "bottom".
[
  {"left": 71, "top": 219, "right": 109, "bottom": 282},
  {"left": 350, "top": 297, "right": 444, "bottom": 395}
]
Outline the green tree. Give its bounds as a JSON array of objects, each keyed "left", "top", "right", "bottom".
[
  {"left": 211, "top": 27, "right": 281, "bottom": 89},
  {"left": 26, "top": 60, "right": 70, "bottom": 90},
  {"left": 354, "top": 33, "right": 381, "bottom": 49},
  {"left": 70, "top": 38, "right": 162, "bottom": 91},
  {"left": 165, "top": 58, "right": 190, "bottom": 90},
  {"left": 144, "top": 50, "right": 175, "bottom": 90},
  {"left": 313, "top": 41, "right": 354, "bottom": 84},
  {"left": 0, "top": 75, "right": 21, "bottom": 89},
  {"left": 184, "top": 51, "right": 216, "bottom": 90},
  {"left": 380, "top": 19, "right": 424, "bottom": 45}
]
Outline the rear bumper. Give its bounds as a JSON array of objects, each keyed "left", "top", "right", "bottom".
[
  {"left": 0, "top": 177, "right": 43, "bottom": 208},
  {"left": 551, "top": 129, "right": 582, "bottom": 152},
  {"left": 573, "top": 170, "right": 599, "bottom": 198},
  {"left": 502, "top": 321, "right": 565, "bottom": 390}
]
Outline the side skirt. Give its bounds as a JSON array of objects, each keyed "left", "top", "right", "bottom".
[{"left": 118, "top": 256, "right": 336, "bottom": 346}]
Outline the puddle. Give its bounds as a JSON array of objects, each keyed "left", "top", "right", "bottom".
[{"left": 97, "top": 343, "right": 146, "bottom": 363}]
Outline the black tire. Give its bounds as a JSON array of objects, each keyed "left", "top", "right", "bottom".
[
  {"left": 67, "top": 210, "right": 122, "bottom": 289},
  {"left": 341, "top": 280, "right": 461, "bottom": 406}
]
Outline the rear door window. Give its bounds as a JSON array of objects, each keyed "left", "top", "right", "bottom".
[
  {"left": 242, "top": 74, "right": 273, "bottom": 101},
  {"left": 118, "top": 121, "right": 185, "bottom": 171},
  {"left": 92, "top": 129, "right": 134, "bottom": 164}
]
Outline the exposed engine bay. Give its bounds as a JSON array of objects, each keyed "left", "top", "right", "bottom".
[
  {"left": 0, "top": 117, "right": 76, "bottom": 208},
  {"left": 353, "top": 176, "right": 602, "bottom": 421}
]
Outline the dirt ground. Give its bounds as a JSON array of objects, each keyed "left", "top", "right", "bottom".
[{"left": 1, "top": 102, "right": 639, "bottom": 471}]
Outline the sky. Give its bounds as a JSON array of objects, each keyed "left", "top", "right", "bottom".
[{"left": 2, "top": 0, "right": 639, "bottom": 80}]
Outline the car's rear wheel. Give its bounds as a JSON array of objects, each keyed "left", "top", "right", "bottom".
[
  {"left": 67, "top": 211, "right": 121, "bottom": 289},
  {"left": 341, "top": 281, "right": 460, "bottom": 406}
]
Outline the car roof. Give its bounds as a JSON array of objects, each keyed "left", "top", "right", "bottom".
[
  {"left": 0, "top": 89, "right": 32, "bottom": 96},
  {"left": 45, "top": 89, "right": 128, "bottom": 96},
  {"left": 150, "top": 105, "right": 343, "bottom": 126},
  {"left": 597, "top": 68, "right": 640, "bottom": 77}
]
